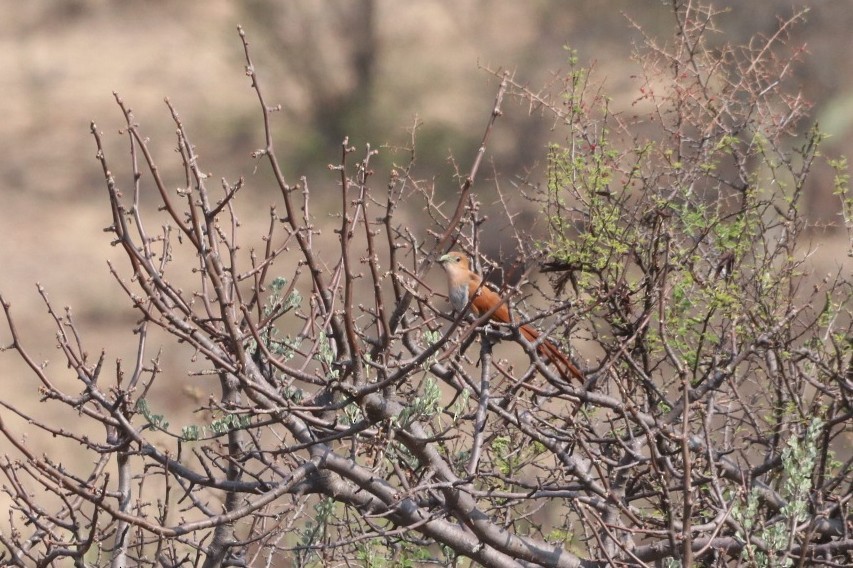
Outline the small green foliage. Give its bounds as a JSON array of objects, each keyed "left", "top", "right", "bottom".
[
  {"left": 316, "top": 333, "right": 339, "bottom": 379},
  {"left": 563, "top": 44, "right": 580, "bottom": 67},
  {"left": 450, "top": 387, "right": 470, "bottom": 423},
  {"left": 181, "top": 424, "right": 200, "bottom": 441},
  {"left": 355, "top": 539, "right": 445, "bottom": 568},
  {"left": 397, "top": 376, "right": 441, "bottom": 428},
  {"left": 266, "top": 276, "right": 303, "bottom": 319},
  {"left": 284, "top": 290, "right": 302, "bottom": 311},
  {"left": 136, "top": 398, "right": 169, "bottom": 431},
  {"left": 295, "top": 498, "right": 335, "bottom": 567},
  {"left": 732, "top": 416, "right": 825, "bottom": 567},
  {"left": 828, "top": 156, "right": 852, "bottom": 229},
  {"left": 282, "top": 385, "right": 304, "bottom": 403},
  {"left": 343, "top": 401, "right": 363, "bottom": 426},
  {"left": 491, "top": 435, "right": 516, "bottom": 476},
  {"left": 422, "top": 328, "right": 442, "bottom": 369},
  {"left": 781, "top": 416, "right": 823, "bottom": 523},
  {"left": 355, "top": 542, "right": 382, "bottom": 568},
  {"left": 253, "top": 276, "right": 303, "bottom": 363},
  {"left": 137, "top": 399, "right": 250, "bottom": 441},
  {"left": 268, "top": 275, "right": 287, "bottom": 297},
  {"left": 547, "top": 527, "right": 571, "bottom": 544},
  {"left": 209, "top": 412, "right": 251, "bottom": 435}
]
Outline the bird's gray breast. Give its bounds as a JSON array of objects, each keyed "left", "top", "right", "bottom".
[{"left": 449, "top": 285, "right": 469, "bottom": 312}]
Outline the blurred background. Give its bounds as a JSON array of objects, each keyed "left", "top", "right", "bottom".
[{"left": 0, "top": 0, "right": 850, "bottom": 454}]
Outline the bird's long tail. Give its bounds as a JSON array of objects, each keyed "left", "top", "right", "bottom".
[{"left": 520, "top": 324, "right": 583, "bottom": 383}]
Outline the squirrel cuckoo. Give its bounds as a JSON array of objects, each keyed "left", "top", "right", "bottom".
[{"left": 438, "top": 252, "right": 583, "bottom": 383}]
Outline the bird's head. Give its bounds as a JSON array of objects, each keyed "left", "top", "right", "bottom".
[{"left": 438, "top": 252, "right": 470, "bottom": 271}]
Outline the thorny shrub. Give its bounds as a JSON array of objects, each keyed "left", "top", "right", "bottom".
[{"left": 0, "top": 2, "right": 850, "bottom": 567}]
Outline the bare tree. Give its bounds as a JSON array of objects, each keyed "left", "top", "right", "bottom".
[{"left": 0, "top": 2, "right": 850, "bottom": 567}]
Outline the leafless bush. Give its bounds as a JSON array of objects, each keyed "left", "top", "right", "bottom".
[{"left": 1, "top": 2, "right": 850, "bottom": 567}]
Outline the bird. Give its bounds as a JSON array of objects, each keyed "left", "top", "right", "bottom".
[{"left": 437, "top": 251, "right": 583, "bottom": 383}]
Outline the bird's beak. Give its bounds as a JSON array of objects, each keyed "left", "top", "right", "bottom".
[{"left": 438, "top": 254, "right": 451, "bottom": 264}]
